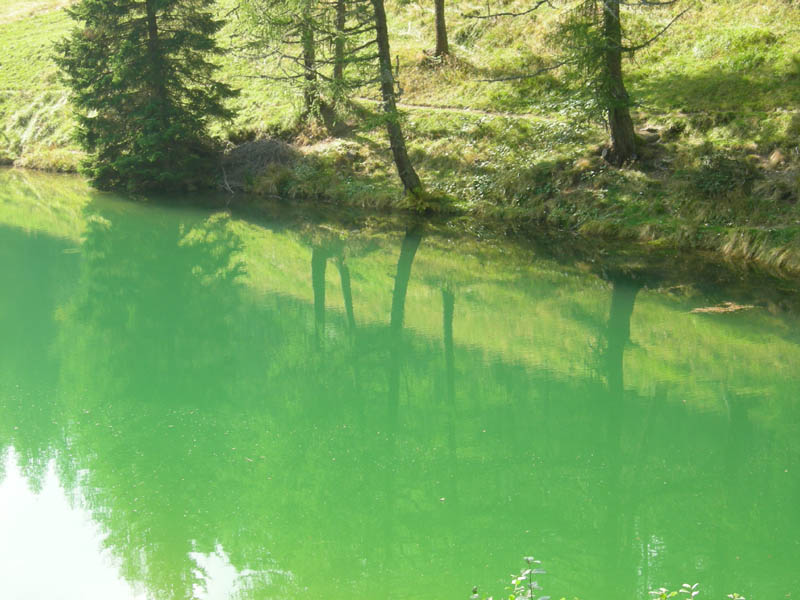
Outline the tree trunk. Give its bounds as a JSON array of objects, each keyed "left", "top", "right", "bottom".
[
  {"left": 144, "top": 0, "right": 167, "bottom": 119},
  {"left": 301, "top": 19, "right": 318, "bottom": 114},
  {"left": 602, "top": 0, "right": 636, "bottom": 165},
  {"left": 144, "top": 0, "right": 171, "bottom": 174},
  {"left": 434, "top": 0, "right": 449, "bottom": 57},
  {"left": 334, "top": 0, "right": 347, "bottom": 85},
  {"left": 370, "top": 0, "right": 423, "bottom": 192}
]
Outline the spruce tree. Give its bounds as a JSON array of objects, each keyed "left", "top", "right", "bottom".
[{"left": 55, "top": 0, "right": 237, "bottom": 191}]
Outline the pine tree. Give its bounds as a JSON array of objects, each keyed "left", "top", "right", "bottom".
[
  {"left": 553, "top": 0, "right": 687, "bottom": 165},
  {"left": 55, "top": 0, "right": 237, "bottom": 191}
]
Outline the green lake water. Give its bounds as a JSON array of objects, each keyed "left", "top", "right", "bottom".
[{"left": 1, "top": 169, "right": 799, "bottom": 600}]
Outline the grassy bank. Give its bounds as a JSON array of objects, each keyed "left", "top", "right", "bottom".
[{"left": 1, "top": 0, "right": 799, "bottom": 272}]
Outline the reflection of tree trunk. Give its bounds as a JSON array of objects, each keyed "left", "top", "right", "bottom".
[
  {"left": 371, "top": 0, "right": 423, "bottom": 191},
  {"left": 599, "top": 275, "right": 641, "bottom": 599},
  {"left": 442, "top": 287, "right": 458, "bottom": 510},
  {"left": 721, "top": 387, "right": 752, "bottom": 581},
  {"left": 629, "top": 385, "right": 664, "bottom": 597},
  {"left": 387, "top": 226, "right": 422, "bottom": 426},
  {"left": 336, "top": 257, "right": 356, "bottom": 332},
  {"left": 382, "top": 225, "right": 422, "bottom": 573},
  {"left": 723, "top": 387, "right": 750, "bottom": 481},
  {"left": 390, "top": 227, "right": 422, "bottom": 334},
  {"left": 311, "top": 247, "right": 327, "bottom": 345},
  {"left": 442, "top": 288, "right": 455, "bottom": 407},
  {"left": 604, "top": 277, "right": 641, "bottom": 397}
]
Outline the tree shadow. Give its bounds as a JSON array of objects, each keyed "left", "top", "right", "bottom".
[{"left": 633, "top": 64, "right": 800, "bottom": 115}]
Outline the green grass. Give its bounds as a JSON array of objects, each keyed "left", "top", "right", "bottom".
[
  {"left": 0, "top": 7, "right": 76, "bottom": 167},
  {"left": 1, "top": 0, "right": 800, "bottom": 271}
]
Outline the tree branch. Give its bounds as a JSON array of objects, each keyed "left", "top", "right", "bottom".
[
  {"left": 464, "top": 0, "right": 552, "bottom": 20},
  {"left": 621, "top": 0, "right": 680, "bottom": 6},
  {"left": 622, "top": 7, "right": 689, "bottom": 52},
  {"left": 477, "top": 58, "right": 574, "bottom": 82}
]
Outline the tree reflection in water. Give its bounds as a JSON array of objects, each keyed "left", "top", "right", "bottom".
[{"left": 0, "top": 202, "right": 798, "bottom": 600}]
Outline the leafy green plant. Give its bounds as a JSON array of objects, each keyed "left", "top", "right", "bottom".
[
  {"left": 471, "top": 556, "right": 550, "bottom": 600},
  {"left": 651, "top": 582, "right": 701, "bottom": 600}
]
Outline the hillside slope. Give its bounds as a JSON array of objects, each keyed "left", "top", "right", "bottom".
[{"left": 1, "top": 0, "right": 799, "bottom": 270}]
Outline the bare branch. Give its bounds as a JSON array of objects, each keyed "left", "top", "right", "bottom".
[
  {"left": 622, "top": 7, "right": 689, "bottom": 52},
  {"left": 477, "top": 59, "right": 574, "bottom": 82},
  {"left": 222, "top": 3, "right": 240, "bottom": 19},
  {"left": 621, "top": 0, "right": 680, "bottom": 6},
  {"left": 464, "top": 0, "right": 552, "bottom": 20}
]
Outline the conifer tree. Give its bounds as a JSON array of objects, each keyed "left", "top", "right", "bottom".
[
  {"left": 473, "top": 0, "right": 685, "bottom": 166},
  {"left": 239, "top": 0, "right": 423, "bottom": 192},
  {"left": 55, "top": 0, "right": 237, "bottom": 191},
  {"left": 553, "top": 0, "right": 687, "bottom": 165},
  {"left": 238, "top": 0, "right": 377, "bottom": 114}
]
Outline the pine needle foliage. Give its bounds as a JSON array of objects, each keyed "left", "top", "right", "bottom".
[
  {"left": 549, "top": 0, "right": 685, "bottom": 164},
  {"left": 55, "top": 0, "right": 238, "bottom": 191},
  {"left": 549, "top": 1, "right": 609, "bottom": 123},
  {"left": 237, "top": 0, "right": 378, "bottom": 112}
]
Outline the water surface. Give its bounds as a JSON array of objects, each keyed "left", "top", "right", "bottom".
[{"left": 1, "top": 170, "right": 799, "bottom": 600}]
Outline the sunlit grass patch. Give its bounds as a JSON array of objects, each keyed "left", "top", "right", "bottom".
[
  {"left": 0, "top": 0, "right": 70, "bottom": 23},
  {"left": 0, "top": 0, "right": 799, "bottom": 271}
]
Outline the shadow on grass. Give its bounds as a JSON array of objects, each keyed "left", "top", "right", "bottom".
[{"left": 633, "top": 64, "right": 800, "bottom": 114}]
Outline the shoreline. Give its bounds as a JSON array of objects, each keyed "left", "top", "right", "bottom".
[{"left": 4, "top": 140, "right": 799, "bottom": 279}]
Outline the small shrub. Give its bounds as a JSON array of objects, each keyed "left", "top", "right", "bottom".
[
  {"left": 650, "top": 582, "right": 700, "bottom": 600},
  {"left": 690, "top": 152, "right": 759, "bottom": 198},
  {"left": 471, "top": 556, "right": 550, "bottom": 600}
]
